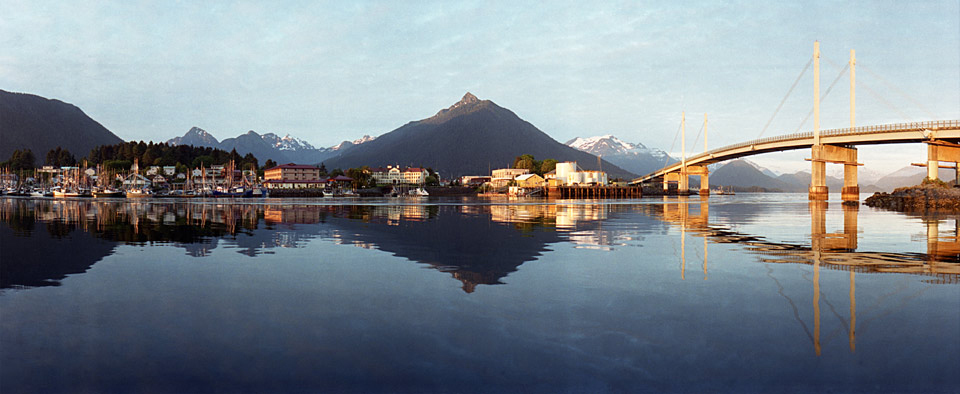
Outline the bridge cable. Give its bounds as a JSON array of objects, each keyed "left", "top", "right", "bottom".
[
  {"left": 859, "top": 63, "right": 938, "bottom": 120},
  {"left": 859, "top": 80, "right": 916, "bottom": 124},
  {"left": 794, "top": 62, "right": 850, "bottom": 133},
  {"left": 689, "top": 120, "right": 706, "bottom": 153},
  {"left": 663, "top": 119, "right": 684, "bottom": 169},
  {"left": 757, "top": 57, "right": 813, "bottom": 140}
]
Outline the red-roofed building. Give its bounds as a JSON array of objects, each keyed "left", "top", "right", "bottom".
[{"left": 265, "top": 163, "right": 321, "bottom": 182}]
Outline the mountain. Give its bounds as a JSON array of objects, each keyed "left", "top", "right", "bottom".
[
  {"left": 167, "top": 128, "right": 376, "bottom": 165},
  {"left": 167, "top": 126, "right": 220, "bottom": 148},
  {"left": 0, "top": 89, "right": 124, "bottom": 161},
  {"left": 710, "top": 159, "right": 793, "bottom": 191},
  {"left": 872, "top": 166, "right": 956, "bottom": 191},
  {"left": 565, "top": 135, "right": 676, "bottom": 176},
  {"left": 321, "top": 93, "right": 634, "bottom": 178},
  {"left": 261, "top": 132, "right": 316, "bottom": 151}
]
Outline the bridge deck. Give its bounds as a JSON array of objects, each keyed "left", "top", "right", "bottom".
[{"left": 632, "top": 120, "right": 960, "bottom": 184}]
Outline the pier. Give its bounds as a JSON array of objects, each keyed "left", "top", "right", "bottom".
[{"left": 549, "top": 185, "right": 642, "bottom": 199}]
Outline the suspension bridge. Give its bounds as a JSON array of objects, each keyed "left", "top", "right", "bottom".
[{"left": 631, "top": 42, "right": 960, "bottom": 201}]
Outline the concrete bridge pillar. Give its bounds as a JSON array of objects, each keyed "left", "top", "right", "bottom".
[
  {"left": 925, "top": 142, "right": 960, "bottom": 182},
  {"left": 809, "top": 146, "right": 829, "bottom": 201},
  {"left": 700, "top": 171, "right": 710, "bottom": 195},
  {"left": 928, "top": 144, "right": 940, "bottom": 181},
  {"left": 678, "top": 171, "right": 689, "bottom": 193},
  {"left": 842, "top": 149, "right": 860, "bottom": 202}
]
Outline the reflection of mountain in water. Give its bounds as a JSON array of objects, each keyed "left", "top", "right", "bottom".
[
  {"left": 1, "top": 220, "right": 117, "bottom": 289},
  {"left": 326, "top": 205, "right": 563, "bottom": 293}
]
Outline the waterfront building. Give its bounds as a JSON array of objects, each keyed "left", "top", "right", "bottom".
[
  {"left": 371, "top": 166, "right": 429, "bottom": 185},
  {"left": 460, "top": 176, "right": 491, "bottom": 187},
  {"left": 265, "top": 163, "right": 321, "bottom": 182},
  {"left": 514, "top": 173, "right": 545, "bottom": 188},
  {"left": 370, "top": 166, "right": 403, "bottom": 184},
  {"left": 403, "top": 168, "right": 429, "bottom": 184},
  {"left": 491, "top": 168, "right": 530, "bottom": 188}
]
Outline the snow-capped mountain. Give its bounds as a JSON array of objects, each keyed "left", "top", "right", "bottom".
[
  {"left": 331, "top": 135, "right": 376, "bottom": 151},
  {"left": 166, "top": 127, "right": 377, "bottom": 165},
  {"left": 565, "top": 134, "right": 675, "bottom": 175},
  {"left": 262, "top": 133, "right": 317, "bottom": 151}
]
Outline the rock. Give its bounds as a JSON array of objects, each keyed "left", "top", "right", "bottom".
[{"left": 864, "top": 183, "right": 960, "bottom": 212}]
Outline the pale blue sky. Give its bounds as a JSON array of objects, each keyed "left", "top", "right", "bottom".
[{"left": 2, "top": 0, "right": 958, "bottom": 174}]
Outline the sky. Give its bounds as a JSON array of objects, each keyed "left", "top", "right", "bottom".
[{"left": 2, "top": 0, "right": 958, "bottom": 175}]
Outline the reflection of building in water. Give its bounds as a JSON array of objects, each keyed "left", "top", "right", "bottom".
[{"left": 264, "top": 205, "right": 324, "bottom": 224}]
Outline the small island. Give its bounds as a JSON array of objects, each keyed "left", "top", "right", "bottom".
[{"left": 864, "top": 179, "right": 960, "bottom": 212}]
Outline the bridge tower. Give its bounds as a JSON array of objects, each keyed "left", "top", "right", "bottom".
[
  {"left": 699, "top": 113, "right": 710, "bottom": 195},
  {"left": 809, "top": 43, "right": 860, "bottom": 202},
  {"left": 679, "top": 112, "right": 688, "bottom": 192}
]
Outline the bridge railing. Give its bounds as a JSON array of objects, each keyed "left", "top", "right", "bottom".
[{"left": 640, "top": 120, "right": 959, "bottom": 180}]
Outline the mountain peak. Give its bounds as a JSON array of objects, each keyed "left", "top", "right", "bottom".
[{"left": 460, "top": 92, "right": 479, "bottom": 105}]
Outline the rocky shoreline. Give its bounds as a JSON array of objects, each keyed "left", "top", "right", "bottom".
[{"left": 864, "top": 182, "right": 960, "bottom": 212}]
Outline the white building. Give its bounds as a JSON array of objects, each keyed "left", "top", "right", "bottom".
[{"left": 371, "top": 166, "right": 429, "bottom": 185}]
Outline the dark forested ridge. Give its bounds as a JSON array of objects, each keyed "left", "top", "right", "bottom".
[{"left": 0, "top": 90, "right": 124, "bottom": 162}]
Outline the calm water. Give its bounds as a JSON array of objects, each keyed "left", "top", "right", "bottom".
[{"left": 1, "top": 195, "right": 958, "bottom": 393}]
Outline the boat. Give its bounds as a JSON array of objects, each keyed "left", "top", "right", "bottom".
[
  {"left": 713, "top": 186, "right": 735, "bottom": 195},
  {"left": 126, "top": 188, "right": 154, "bottom": 198},
  {"left": 211, "top": 186, "right": 253, "bottom": 198},
  {"left": 407, "top": 187, "right": 429, "bottom": 196},
  {"left": 93, "top": 188, "right": 124, "bottom": 198},
  {"left": 30, "top": 188, "right": 53, "bottom": 198}
]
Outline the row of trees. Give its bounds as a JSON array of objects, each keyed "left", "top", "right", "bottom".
[
  {"left": 1, "top": 147, "right": 79, "bottom": 172},
  {"left": 2, "top": 142, "right": 273, "bottom": 176},
  {"left": 87, "top": 141, "right": 261, "bottom": 172}
]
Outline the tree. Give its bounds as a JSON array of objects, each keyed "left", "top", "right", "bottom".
[
  {"left": 318, "top": 162, "right": 328, "bottom": 176},
  {"left": 540, "top": 159, "right": 558, "bottom": 175},
  {"left": 513, "top": 154, "right": 537, "bottom": 173},
  {"left": 191, "top": 155, "right": 214, "bottom": 169},
  {"left": 330, "top": 168, "right": 344, "bottom": 177},
  {"left": 424, "top": 175, "right": 439, "bottom": 186},
  {"left": 346, "top": 166, "right": 371, "bottom": 189},
  {"left": 262, "top": 159, "right": 277, "bottom": 170},
  {"left": 104, "top": 159, "right": 132, "bottom": 173},
  {"left": 6, "top": 149, "right": 36, "bottom": 171}
]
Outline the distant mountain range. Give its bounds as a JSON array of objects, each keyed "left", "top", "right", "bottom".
[
  {"left": 166, "top": 127, "right": 376, "bottom": 165},
  {"left": 565, "top": 135, "right": 677, "bottom": 176},
  {"left": 3, "top": 89, "right": 950, "bottom": 192},
  {"left": 320, "top": 93, "right": 635, "bottom": 178},
  {"left": 0, "top": 89, "right": 124, "bottom": 161}
]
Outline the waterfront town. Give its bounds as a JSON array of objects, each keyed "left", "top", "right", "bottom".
[{"left": 0, "top": 157, "right": 629, "bottom": 199}]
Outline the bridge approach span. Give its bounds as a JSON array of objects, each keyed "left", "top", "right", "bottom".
[{"left": 632, "top": 120, "right": 960, "bottom": 185}]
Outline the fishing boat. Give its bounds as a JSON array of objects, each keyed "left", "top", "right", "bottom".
[
  {"left": 408, "top": 187, "right": 429, "bottom": 196},
  {"left": 713, "top": 186, "right": 735, "bottom": 195},
  {"left": 93, "top": 188, "right": 124, "bottom": 198},
  {"left": 126, "top": 188, "right": 154, "bottom": 198}
]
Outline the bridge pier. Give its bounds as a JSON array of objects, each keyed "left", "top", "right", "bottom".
[
  {"left": 925, "top": 142, "right": 960, "bottom": 182},
  {"left": 683, "top": 165, "right": 709, "bottom": 195},
  {"left": 664, "top": 173, "right": 680, "bottom": 192},
  {"left": 809, "top": 144, "right": 860, "bottom": 202}
]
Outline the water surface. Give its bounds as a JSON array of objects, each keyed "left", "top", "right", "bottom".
[{"left": 1, "top": 195, "right": 958, "bottom": 393}]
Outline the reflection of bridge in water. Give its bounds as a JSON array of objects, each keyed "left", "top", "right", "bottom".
[{"left": 652, "top": 196, "right": 959, "bottom": 356}]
